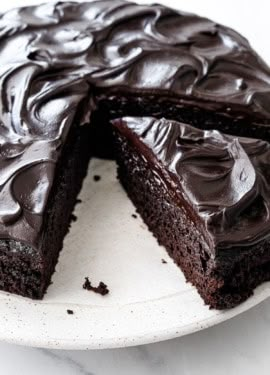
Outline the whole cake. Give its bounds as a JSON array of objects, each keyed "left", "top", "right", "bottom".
[{"left": 0, "top": 0, "right": 270, "bottom": 308}]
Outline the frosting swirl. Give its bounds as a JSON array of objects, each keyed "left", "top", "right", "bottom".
[
  {"left": 0, "top": 1, "right": 270, "bottom": 249},
  {"left": 115, "top": 117, "right": 270, "bottom": 248}
]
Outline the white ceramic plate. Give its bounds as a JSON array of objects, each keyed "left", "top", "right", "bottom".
[
  {"left": 0, "top": 158, "right": 269, "bottom": 350},
  {"left": 1, "top": 0, "right": 270, "bottom": 351}
]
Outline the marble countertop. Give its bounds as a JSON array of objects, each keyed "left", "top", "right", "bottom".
[{"left": 1, "top": 298, "right": 269, "bottom": 375}]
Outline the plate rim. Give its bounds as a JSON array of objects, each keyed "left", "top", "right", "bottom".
[{"left": 0, "top": 282, "right": 269, "bottom": 350}]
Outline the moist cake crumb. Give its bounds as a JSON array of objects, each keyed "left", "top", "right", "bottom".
[
  {"left": 83, "top": 277, "right": 109, "bottom": 296},
  {"left": 93, "top": 175, "right": 101, "bottom": 182},
  {"left": 67, "top": 309, "right": 74, "bottom": 315}
]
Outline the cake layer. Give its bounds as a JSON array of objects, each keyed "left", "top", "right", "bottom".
[{"left": 113, "top": 117, "right": 270, "bottom": 308}]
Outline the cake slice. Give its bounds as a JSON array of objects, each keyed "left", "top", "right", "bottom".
[
  {"left": 0, "top": 121, "right": 92, "bottom": 299},
  {"left": 113, "top": 117, "right": 270, "bottom": 309}
]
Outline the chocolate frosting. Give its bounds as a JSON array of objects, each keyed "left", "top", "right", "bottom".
[
  {"left": 115, "top": 117, "right": 270, "bottom": 249},
  {"left": 0, "top": 0, "right": 270, "bottom": 249}
]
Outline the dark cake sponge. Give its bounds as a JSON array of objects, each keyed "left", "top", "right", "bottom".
[{"left": 113, "top": 117, "right": 270, "bottom": 309}]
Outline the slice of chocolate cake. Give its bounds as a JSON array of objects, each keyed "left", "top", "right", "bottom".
[{"left": 113, "top": 117, "right": 270, "bottom": 309}]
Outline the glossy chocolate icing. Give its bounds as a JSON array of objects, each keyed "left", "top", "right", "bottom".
[
  {"left": 115, "top": 117, "right": 270, "bottom": 249},
  {"left": 1, "top": 0, "right": 270, "bottom": 249}
]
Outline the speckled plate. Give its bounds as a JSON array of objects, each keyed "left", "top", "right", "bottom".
[{"left": 0, "top": 158, "right": 269, "bottom": 350}]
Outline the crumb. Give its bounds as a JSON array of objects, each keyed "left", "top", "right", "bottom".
[
  {"left": 161, "top": 259, "right": 167, "bottom": 264},
  {"left": 76, "top": 198, "right": 82, "bottom": 204},
  {"left": 93, "top": 175, "right": 101, "bottom": 182},
  {"left": 67, "top": 309, "right": 74, "bottom": 315},
  {"left": 70, "top": 214, "right": 77, "bottom": 222},
  {"left": 83, "top": 277, "right": 109, "bottom": 296},
  {"left": 132, "top": 214, "right": 137, "bottom": 219}
]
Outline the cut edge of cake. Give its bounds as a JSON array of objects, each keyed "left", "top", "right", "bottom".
[{"left": 112, "top": 116, "right": 270, "bottom": 309}]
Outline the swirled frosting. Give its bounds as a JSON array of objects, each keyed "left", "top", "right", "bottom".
[
  {"left": 0, "top": 1, "right": 270, "bottom": 249},
  {"left": 114, "top": 117, "right": 270, "bottom": 249}
]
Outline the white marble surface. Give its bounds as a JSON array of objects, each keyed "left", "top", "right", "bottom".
[{"left": 1, "top": 298, "right": 270, "bottom": 374}]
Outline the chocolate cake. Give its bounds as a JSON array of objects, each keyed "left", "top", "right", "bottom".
[{"left": 0, "top": 0, "right": 270, "bottom": 308}]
